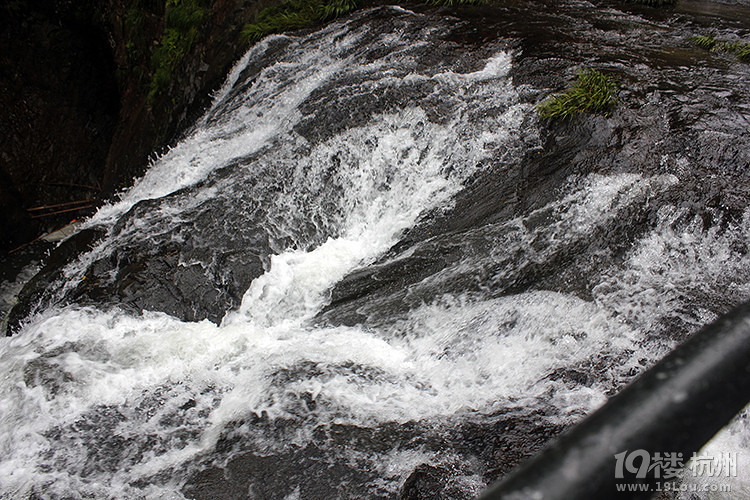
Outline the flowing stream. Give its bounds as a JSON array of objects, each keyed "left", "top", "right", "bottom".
[{"left": 2, "top": 4, "right": 750, "bottom": 499}]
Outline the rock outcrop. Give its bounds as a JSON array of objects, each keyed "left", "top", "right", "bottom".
[{"left": 0, "top": 0, "right": 266, "bottom": 253}]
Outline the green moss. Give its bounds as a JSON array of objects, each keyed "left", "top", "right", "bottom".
[
  {"left": 241, "top": 0, "right": 359, "bottom": 44},
  {"left": 693, "top": 34, "right": 750, "bottom": 62},
  {"left": 423, "top": 0, "right": 486, "bottom": 6},
  {"left": 536, "top": 69, "right": 617, "bottom": 120},
  {"left": 240, "top": 0, "right": 493, "bottom": 46},
  {"left": 149, "top": 0, "right": 207, "bottom": 101},
  {"left": 123, "top": 6, "right": 151, "bottom": 78},
  {"left": 627, "top": 0, "right": 677, "bottom": 6},
  {"left": 241, "top": 11, "right": 313, "bottom": 43}
]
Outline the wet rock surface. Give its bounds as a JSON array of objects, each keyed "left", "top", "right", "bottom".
[
  {"left": 6, "top": 228, "right": 105, "bottom": 335},
  {"left": 7, "top": 6, "right": 525, "bottom": 331},
  {"left": 0, "top": 0, "right": 269, "bottom": 253},
  {"left": 1, "top": 2, "right": 749, "bottom": 499},
  {"left": 69, "top": 197, "right": 271, "bottom": 325},
  {"left": 182, "top": 407, "right": 562, "bottom": 500},
  {"left": 318, "top": 0, "right": 750, "bottom": 336},
  {"left": 7, "top": 1, "right": 750, "bottom": 337},
  {"left": 6, "top": 175, "right": 276, "bottom": 332},
  {"left": 177, "top": 4, "right": 749, "bottom": 498}
]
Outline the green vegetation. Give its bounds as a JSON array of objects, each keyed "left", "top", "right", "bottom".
[
  {"left": 715, "top": 40, "right": 750, "bottom": 61},
  {"left": 149, "top": 0, "right": 207, "bottom": 101},
  {"left": 3, "top": 0, "right": 27, "bottom": 15},
  {"left": 692, "top": 34, "right": 716, "bottom": 50},
  {"left": 122, "top": 4, "right": 151, "bottom": 83},
  {"left": 725, "top": 41, "right": 750, "bottom": 61},
  {"left": 536, "top": 69, "right": 617, "bottom": 120},
  {"left": 424, "top": 0, "right": 487, "bottom": 6},
  {"left": 318, "top": 0, "right": 359, "bottom": 21},
  {"left": 628, "top": 0, "right": 677, "bottom": 6},
  {"left": 692, "top": 34, "right": 750, "bottom": 62},
  {"left": 241, "top": 0, "right": 358, "bottom": 44},
  {"left": 241, "top": 0, "right": 491, "bottom": 45}
]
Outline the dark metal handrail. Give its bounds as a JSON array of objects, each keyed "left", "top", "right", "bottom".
[{"left": 479, "top": 302, "right": 750, "bottom": 499}]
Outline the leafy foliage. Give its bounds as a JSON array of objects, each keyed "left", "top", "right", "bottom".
[
  {"left": 693, "top": 34, "right": 750, "bottom": 62},
  {"left": 317, "top": 0, "right": 358, "bottom": 21},
  {"left": 692, "top": 34, "right": 716, "bottom": 50},
  {"left": 628, "top": 0, "right": 677, "bottom": 6},
  {"left": 536, "top": 69, "right": 617, "bottom": 120},
  {"left": 149, "top": 0, "right": 206, "bottom": 101},
  {"left": 423, "top": 0, "right": 487, "bottom": 6},
  {"left": 240, "top": 0, "right": 490, "bottom": 46},
  {"left": 717, "top": 40, "right": 750, "bottom": 61},
  {"left": 241, "top": 0, "right": 358, "bottom": 44}
]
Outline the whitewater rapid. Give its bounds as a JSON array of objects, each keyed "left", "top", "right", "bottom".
[{"left": 1, "top": 7, "right": 749, "bottom": 499}]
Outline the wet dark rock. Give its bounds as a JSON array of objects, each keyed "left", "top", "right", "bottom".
[
  {"left": 400, "top": 464, "right": 450, "bottom": 500},
  {"left": 294, "top": 10, "right": 503, "bottom": 146},
  {"left": 0, "top": 0, "right": 272, "bottom": 253},
  {"left": 317, "top": 115, "right": 676, "bottom": 327},
  {"left": 6, "top": 227, "right": 105, "bottom": 335},
  {"left": 23, "top": 357, "right": 75, "bottom": 397},
  {"left": 452, "top": 410, "right": 566, "bottom": 482},
  {"left": 6, "top": 160, "right": 284, "bottom": 328},
  {"left": 318, "top": 0, "right": 750, "bottom": 331},
  {"left": 3, "top": 1, "right": 750, "bottom": 498},
  {"left": 51, "top": 200, "right": 267, "bottom": 326},
  {"left": 184, "top": 435, "right": 385, "bottom": 500},
  {"left": 180, "top": 406, "right": 563, "bottom": 499}
]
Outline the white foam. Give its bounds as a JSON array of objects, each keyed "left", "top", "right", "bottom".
[
  {"left": 0, "top": 290, "right": 636, "bottom": 486},
  {"left": 0, "top": 14, "right": 537, "bottom": 493},
  {"left": 594, "top": 206, "right": 750, "bottom": 335},
  {"left": 89, "top": 26, "right": 368, "bottom": 227},
  {"left": 432, "top": 51, "right": 513, "bottom": 85},
  {"left": 4, "top": 177, "right": 749, "bottom": 497},
  {"left": 224, "top": 102, "right": 526, "bottom": 326},
  {"left": 2, "top": 7, "right": 749, "bottom": 499}
]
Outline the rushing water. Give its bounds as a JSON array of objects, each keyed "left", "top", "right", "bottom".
[{"left": 2, "top": 5, "right": 750, "bottom": 499}]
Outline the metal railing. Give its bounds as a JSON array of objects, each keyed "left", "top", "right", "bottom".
[{"left": 480, "top": 302, "right": 750, "bottom": 499}]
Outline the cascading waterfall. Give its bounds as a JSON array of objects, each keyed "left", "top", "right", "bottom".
[{"left": 1, "top": 6, "right": 750, "bottom": 500}]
